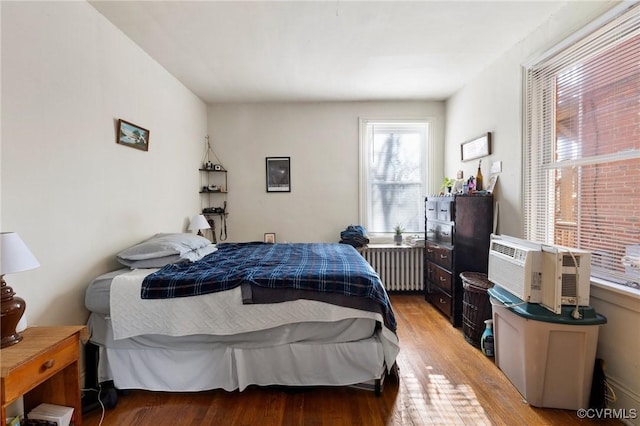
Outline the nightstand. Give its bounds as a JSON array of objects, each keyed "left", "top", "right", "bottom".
[{"left": 1, "top": 326, "right": 88, "bottom": 425}]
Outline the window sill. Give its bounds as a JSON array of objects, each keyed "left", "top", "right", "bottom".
[
  {"left": 365, "top": 243, "right": 419, "bottom": 249},
  {"left": 590, "top": 277, "right": 640, "bottom": 312}
]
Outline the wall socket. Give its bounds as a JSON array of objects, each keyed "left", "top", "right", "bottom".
[{"left": 490, "top": 160, "right": 502, "bottom": 174}]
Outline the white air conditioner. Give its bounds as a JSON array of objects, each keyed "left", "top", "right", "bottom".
[
  {"left": 488, "top": 235, "right": 591, "bottom": 314},
  {"left": 540, "top": 245, "right": 591, "bottom": 313},
  {"left": 488, "top": 234, "right": 543, "bottom": 304}
]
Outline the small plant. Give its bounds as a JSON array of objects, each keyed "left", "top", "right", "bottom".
[
  {"left": 441, "top": 177, "right": 455, "bottom": 191},
  {"left": 393, "top": 224, "right": 404, "bottom": 245}
]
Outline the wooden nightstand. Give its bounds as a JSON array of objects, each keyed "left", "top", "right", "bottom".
[{"left": 1, "top": 326, "right": 88, "bottom": 425}]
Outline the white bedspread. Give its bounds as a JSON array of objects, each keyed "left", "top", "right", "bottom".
[{"left": 110, "top": 269, "right": 399, "bottom": 366}]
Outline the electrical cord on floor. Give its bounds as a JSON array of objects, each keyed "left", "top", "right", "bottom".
[{"left": 81, "top": 386, "right": 105, "bottom": 426}]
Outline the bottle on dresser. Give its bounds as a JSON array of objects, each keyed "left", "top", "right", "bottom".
[{"left": 475, "top": 160, "right": 483, "bottom": 191}]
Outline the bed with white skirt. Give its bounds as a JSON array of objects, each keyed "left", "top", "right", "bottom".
[{"left": 84, "top": 235, "right": 399, "bottom": 394}]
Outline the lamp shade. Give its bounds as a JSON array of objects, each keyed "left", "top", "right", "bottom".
[
  {"left": 188, "top": 215, "right": 211, "bottom": 232},
  {"left": 1, "top": 232, "right": 40, "bottom": 275}
]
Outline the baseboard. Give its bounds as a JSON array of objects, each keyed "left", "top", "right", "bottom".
[{"left": 605, "top": 375, "right": 640, "bottom": 426}]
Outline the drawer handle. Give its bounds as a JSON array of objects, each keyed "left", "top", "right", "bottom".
[
  {"left": 42, "top": 359, "right": 55, "bottom": 369},
  {"left": 439, "top": 276, "right": 446, "bottom": 282},
  {"left": 440, "top": 254, "right": 448, "bottom": 259},
  {"left": 439, "top": 298, "right": 446, "bottom": 304},
  {"left": 427, "top": 249, "right": 434, "bottom": 253}
]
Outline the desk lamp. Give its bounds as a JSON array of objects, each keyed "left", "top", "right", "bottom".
[
  {"left": 1, "top": 232, "right": 40, "bottom": 348},
  {"left": 188, "top": 214, "right": 211, "bottom": 236}
]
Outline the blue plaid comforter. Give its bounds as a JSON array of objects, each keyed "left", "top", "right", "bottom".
[{"left": 141, "top": 242, "right": 396, "bottom": 332}]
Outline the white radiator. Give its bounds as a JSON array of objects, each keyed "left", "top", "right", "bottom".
[{"left": 361, "top": 246, "right": 424, "bottom": 291}]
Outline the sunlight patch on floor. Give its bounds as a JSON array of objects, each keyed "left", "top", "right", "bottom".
[{"left": 397, "top": 367, "right": 491, "bottom": 425}]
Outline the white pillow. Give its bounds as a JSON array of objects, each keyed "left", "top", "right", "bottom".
[
  {"left": 117, "top": 254, "right": 184, "bottom": 269},
  {"left": 180, "top": 244, "right": 218, "bottom": 262},
  {"left": 116, "top": 233, "right": 211, "bottom": 261}
]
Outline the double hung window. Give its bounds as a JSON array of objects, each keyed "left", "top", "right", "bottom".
[
  {"left": 359, "top": 119, "right": 430, "bottom": 239},
  {"left": 523, "top": 4, "right": 640, "bottom": 288}
]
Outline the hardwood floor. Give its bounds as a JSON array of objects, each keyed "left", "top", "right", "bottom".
[{"left": 82, "top": 295, "right": 618, "bottom": 425}]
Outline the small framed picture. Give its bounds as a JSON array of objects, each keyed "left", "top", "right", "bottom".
[
  {"left": 264, "top": 233, "right": 276, "bottom": 244},
  {"left": 266, "top": 157, "right": 291, "bottom": 192},
  {"left": 117, "top": 119, "right": 150, "bottom": 151},
  {"left": 461, "top": 132, "right": 491, "bottom": 162}
]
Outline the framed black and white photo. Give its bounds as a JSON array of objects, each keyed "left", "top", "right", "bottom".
[
  {"left": 461, "top": 132, "right": 491, "bottom": 162},
  {"left": 264, "top": 233, "right": 276, "bottom": 243},
  {"left": 117, "top": 119, "right": 150, "bottom": 151},
  {"left": 266, "top": 157, "right": 291, "bottom": 192}
]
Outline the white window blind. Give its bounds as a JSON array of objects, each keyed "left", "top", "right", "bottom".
[
  {"left": 523, "top": 3, "right": 640, "bottom": 288},
  {"left": 359, "top": 120, "right": 429, "bottom": 236}
]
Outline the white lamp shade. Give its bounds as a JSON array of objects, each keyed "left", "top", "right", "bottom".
[
  {"left": 1, "top": 232, "right": 40, "bottom": 275},
  {"left": 188, "top": 215, "right": 211, "bottom": 232}
]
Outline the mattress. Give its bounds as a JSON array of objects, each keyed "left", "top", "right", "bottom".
[
  {"left": 85, "top": 268, "right": 130, "bottom": 314},
  {"left": 85, "top": 266, "right": 399, "bottom": 392},
  {"left": 87, "top": 312, "right": 376, "bottom": 349}
]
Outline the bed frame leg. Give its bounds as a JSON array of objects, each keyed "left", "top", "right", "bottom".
[{"left": 374, "top": 362, "right": 400, "bottom": 397}]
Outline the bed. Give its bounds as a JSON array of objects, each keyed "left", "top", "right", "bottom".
[{"left": 84, "top": 234, "right": 400, "bottom": 395}]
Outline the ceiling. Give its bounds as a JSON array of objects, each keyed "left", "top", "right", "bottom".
[{"left": 89, "top": 1, "right": 567, "bottom": 104}]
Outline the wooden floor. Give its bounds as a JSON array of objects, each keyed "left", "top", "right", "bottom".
[{"left": 82, "top": 295, "right": 618, "bottom": 425}]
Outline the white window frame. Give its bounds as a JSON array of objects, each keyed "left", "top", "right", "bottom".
[
  {"left": 358, "top": 118, "right": 434, "bottom": 243},
  {"left": 522, "top": 2, "right": 640, "bottom": 291}
]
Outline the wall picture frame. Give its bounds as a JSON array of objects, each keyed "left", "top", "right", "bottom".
[
  {"left": 264, "top": 233, "right": 276, "bottom": 244},
  {"left": 117, "top": 119, "right": 150, "bottom": 151},
  {"left": 266, "top": 157, "right": 291, "bottom": 192},
  {"left": 461, "top": 132, "right": 491, "bottom": 162},
  {"left": 486, "top": 174, "right": 499, "bottom": 193}
]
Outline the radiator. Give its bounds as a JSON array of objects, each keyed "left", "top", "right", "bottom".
[{"left": 361, "top": 246, "right": 424, "bottom": 291}]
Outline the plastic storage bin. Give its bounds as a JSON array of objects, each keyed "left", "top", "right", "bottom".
[
  {"left": 488, "top": 286, "right": 607, "bottom": 410},
  {"left": 461, "top": 272, "right": 494, "bottom": 347}
]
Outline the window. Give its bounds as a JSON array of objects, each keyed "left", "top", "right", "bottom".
[
  {"left": 523, "top": 3, "right": 640, "bottom": 289},
  {"left": 359, "top": 119, "right": 430, "bottom": 239}
]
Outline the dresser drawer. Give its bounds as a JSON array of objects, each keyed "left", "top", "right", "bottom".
[
  {"left": 426, "top": 244, "right": 453, "bottom": 270},
  {"left": 437, "top": 223, "right": 453, "bottom": 245},
  {"left": 437, "top": 200, "right": 454, "bottom": 222},
  {"left": 426, "top": 261, "right": 437, "bottom": 282},
  {"left": 2, "top": 335, "right": 77, "bottom": 403},
  {"left": 427, "top": 287, "right": 452, "bottom": 318},
  {"left": 426, "top": 201, "right": 438, "bottom": 220},
  {"left": 432, "top": 265, "right": 453, "bottom": 294}
]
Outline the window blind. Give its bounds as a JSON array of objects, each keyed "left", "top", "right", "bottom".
[
  {"left": 360, "top": 120, "right": 429, "bottom": 236},
  {"left": 524, "top": 3, "right": 640, "bottom": 288}
]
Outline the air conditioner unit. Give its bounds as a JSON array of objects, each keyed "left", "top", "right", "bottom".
[
  {"left": 488, "top": 235, "right": 592, "bottom": 314},
  {"left": 540, "top": 244, "right": 591, "bottom": 314},
  {"left": 488, "top": 234, "right": 543, "bottom": 304}
]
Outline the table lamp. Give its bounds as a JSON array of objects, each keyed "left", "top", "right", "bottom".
[
  {"left": 1, "top": 232, "right": 40, "bottom": 348},
  {"left": 188, "top": 214, "right": 211, "bottom": 236}
]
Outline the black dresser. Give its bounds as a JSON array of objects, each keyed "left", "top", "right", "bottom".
[{"left": 424, "top": 195, "right": 493, "bottom": 326}]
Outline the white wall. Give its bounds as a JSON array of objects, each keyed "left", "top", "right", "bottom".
[
  {"left": 445, "top": 1, "right": 619, "bottom": 238},
  {"left": 207, "top": 101, "right": 445, "bottom": 243},
  {"left": 1, "top": 2, "right": 207, "bottom": 326},
  {"left": 445, "top": 1, "right": 639, "bottom": 422}
]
